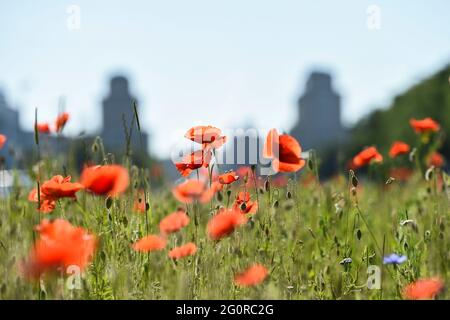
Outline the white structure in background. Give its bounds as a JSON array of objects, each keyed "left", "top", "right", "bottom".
[{"left": 0, "top": 170, "right": 32, "bottom": 197}]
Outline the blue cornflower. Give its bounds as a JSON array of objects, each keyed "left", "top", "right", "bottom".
[{"left": 383, "top": 253, "right": 407, "bottom": 265}]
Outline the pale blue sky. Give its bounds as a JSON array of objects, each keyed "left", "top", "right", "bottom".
[{"left": 1, "top": 1, "right": 449, "bottom": 158}]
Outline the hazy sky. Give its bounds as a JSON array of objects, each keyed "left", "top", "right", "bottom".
[{"left": 1, "top": 1, "right": 449, "bottom": 158}]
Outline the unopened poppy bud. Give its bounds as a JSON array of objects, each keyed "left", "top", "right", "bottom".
[
  {"left": 308, "top": 158, "right": 314, "bottom": 171},
  {"left": 264, "top": 179, "right": 270, "bottom": 192},
  {"left": 217, "top": 191, "right": 223, "bottom": 202},
  {"left": 351, "top": 174, "right": 358, "bottom": 188},
  {"left": 385, "top": 177, "right": 395, "bottom": 185},
  {"left": 356, "top": 229, "right": 362, "bottom": 240},
  {"left": 286, "top": 191, "right": 292, "bottom": 199},
  {"left": 425, "top": 166, "right": 435, "bottom": 181},
  {"left": 105, "top": 197, "right": 113, "bottom": 209},
  {"left": 226, "top": 189, "right": 232, "bottom": 197},
  {"left": 273, "top": 200, "right": 279, "bottom": 208}
]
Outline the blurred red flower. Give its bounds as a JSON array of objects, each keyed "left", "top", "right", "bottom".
[
  {"left": 80, "top": 165, "right": 129, "bottom": 197},
  {"left": 132, "top": 235, "right": 167, "bottom": 252},
  {"left": 28, "top": 188, "right": 57, "bottom": 214},
  {"left": 41, "top": 175, "right": 84, "bottom": 199},
  {"left": 263, "top": 128, "right": 305, "bottom": 173},
  {"left": 403, "top": 278, "right": 443, "bottom": 300},
  {"left": 37, "top": 123, "right": 51, "bottom": 134},
  {"left": 172, "top": 179, "right": 216, "bottom": 204},
  {"left": 427, "top": 152, "right": 445, "bottom": 168},
  {"left": 168, "top": 242, "right": 197, "bottom": 259},
  {"left": 409, "top": 117, "right": 440, "bottom": 134},
  {"left": 159, "top": 211, "right": 190, "bottom": 235},
  {"left": 234, "top": 264, "right": 268, "bottom": 287},
  {"left": 22, "top": 219, "right": 97, "bottom": 278},
  {"left": 352, "top": 146, "right": 383, "bottom": 169},
  {"left": 389, "top": 141, "right": 410, "bottom": 158},
  {"left": 174, "top": 149, "right": 212, "bottom": 177},
  {"left": 0, "top": 134, "right": 7, "bottom": 150},
  {"left": 218, "top": 171, "right": 239, "bottom": 185},
  {"left": 185, "top": 125, "right": 227, "bottom": 149},
  {"left": 233, "top": 191, "right": 258, "bottom": 214},
  {"left": 207, "top": 208, "right": 247, "bottom": 240},
  {"left": 55, "top": 112, "right": 70, "bottom": 133}
]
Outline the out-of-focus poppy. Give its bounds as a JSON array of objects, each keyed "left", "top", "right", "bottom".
[
  {"left": 0, "top": 134, "right": 7, "bottom": 150},
  {"left": 22, "top": 219, "right": 97, "bottom": 278},
  {"left": 234, "top": 264, "right": 268, "bottom": 287},
  {"left": 207, "top": 208, "right": 247, "bottom": 240},
  {"left": 427, "top": 152, "right": 445, "bottom": 168},
  {"left": 80, "top": 165, "right": 129, "bottom": 197},
  {"left": 172, "top": 179, "right": 216, "bottom": 204},
  {"left": 168, "top": 242, "right": 197, "bottom": 259},
  {"left": 132, "top": 235, "right": 167, "bottom": 252},
  {"left": 389, "top": 141, "right": 410, "bottom": 158},
  {"left": 55, "top": 112, "right": 70, "bottom": 133},
  {"left": 159, "top": 211, "right": 190, "bottom": 235},
  {"left": 218, "top": 171, "right": 239, "bottom": 185},
  {"left": 41, "top": 175, "right": 84, "bottom": 199},
  {"left": 403, "top": 278, "right": 443, "bottom": 300},
  {"left": 263, "top": 128, "right": 305, "bottom": 173},
  {"left": 185, "top": 126, "right": 227, "bottom": 149},
  {"left": 28, "top": 188, "right": 57, "bottom": 214},
  {"left": 174, "top": 149, "right": 212, "bottom": 177},
  {"left": 352, "top": 146, "right": 383, "bottom": 169},
  {"left": 37, "top": 123, "right": 51, "bottom": 134},
  {"left": 389, "top": 167, "right": 413, "bottom": 182},
  {"left": 233, "top": 191, "right": 258, "bottom": 214},
  {"left": 409, "top": 118, "right": 440, "bottom": 134}
]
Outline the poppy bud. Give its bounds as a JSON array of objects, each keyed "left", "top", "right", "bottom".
[
  {"left": 286, "top": 191, "right": 292, "bottom": 199},
  {"left": 308, "top": 158, "right": 314, "bottom": 171},
  {"left": 273, "top": 200, "right": 279, "bottom": 208},
  {"left": 217, "top": 191, "right": 223, "bottom": 202},
  {"left": 356, "top": 229, "right": 362, "bottom": 240},
  {"left": 351, "top": 174, "right": 358, "bottom": 188},
  {"left": 226, "top": 189, "right": 232, "bottom": 197},
  {"left": 385, "top": 177, "right": 395, "bottom": 185},
  {"left": 264, "top": 179, "right": 270, "bottom": 192},
  {"left": 105, "top": 197, "right": 113, "bottom": 209}
]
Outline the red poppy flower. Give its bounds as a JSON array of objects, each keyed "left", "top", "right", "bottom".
[
  {"left": 0, "top": 134, "right": 7, "bottom": 150},
  {"left": 263, "top": 129, "right": 305, "bottom": 173},
  {"left": 132, "top": 235, "right": 167, "bottom": 252},
  {"left": 409, "top": 118, "right": 440, "bottom": 134},
  {"left": 389, "top": 141, "right": 411, "bottom": 158},
  {"left": 22, "top": 219, "right": 97, "bottom": 278},
  {"left": 218, "top": 171, "right": 239, "bottom": 185},
  {"left": 234, "top": 264, "right": 268, "bottom": 287},
  {"left": 427, "top": 152, "right": 445, "bottom": 168},
  {"left": 28, "top": 188, "right": 57, "bottom": 214},
  {"left": 37, "top": 123, "right": 51, "bottom": 134},
  {"left": 159, "top": 211, "right": 190, "bottom": 235},
  {"left": 174, "top": 149, "right": 212, "bottom": 177},
  {"left": 55, "top": 112, "right": 70, "bottom": 133},
  {"left": 233, "top": 191, "right": 258, "bottom": 214},
  {"left": 207, "top": 208, "right": 247, "bottom": 240},
  {"left": 352, "top": 146, "right": 383, "bottom": 169},
  {"left": 185, "top": 126, "right": 227, "bottom": 149},
  {"left": 403, "top": 278, "right": 444, "bottom": 300},
  {"left": 41, "top": 175, "right": 84, "bottom": 199},
  {"left": 172, "top": 179, "right": 216, "bottom": 204},
  {"left": 168, "top": 242, "right": 197, "bottom": 259},
  {"left": 80, "top": 165, "right": 129, "bottom": 197}
]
